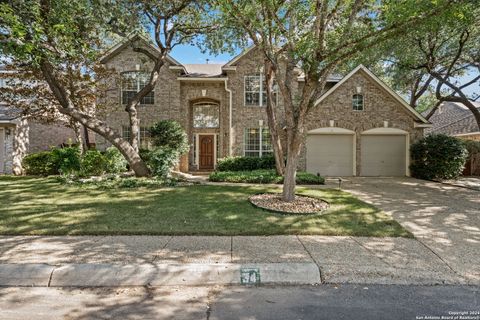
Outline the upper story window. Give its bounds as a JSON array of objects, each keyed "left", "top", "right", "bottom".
[
  {"left": 193, "top": 103, "right": 220, "bottom": 128},
  {"left": 244, "top": 127, "right": 273, "bottom": 157},
  {"left": 352, "top": 94, "right": 364, "bottom": 111},
  {"left": 121, "top": 72, "right": 154, "bottom": 105},
  {"left": 244, "top": 74, "right": 278, "bottom": 107}
]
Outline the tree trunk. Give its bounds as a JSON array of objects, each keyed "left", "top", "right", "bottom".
[
  {"left": 39, "top": 61, "right": 151, "bottom": 177},
  {"left": 12, "top": 117, "right": 29, "bottom": 176},
  {"left": 282, "top": 133, "right": 302, "bottom": 202},
  {"left": 127, "top": 107, "right": 140, "bottom": 152},
  {"left": 72, "top": 121, "right": 84, "bottom": 154},
  {"left": 83, "top": 125, "right": 90, "bottom": 149},
  {"left": 264, "top": 59, "right": 285, "bottom": 175}
]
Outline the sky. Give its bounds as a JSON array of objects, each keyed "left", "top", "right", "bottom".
[{"left": 169, "top": 43, "right": 238, "bottom": 65}]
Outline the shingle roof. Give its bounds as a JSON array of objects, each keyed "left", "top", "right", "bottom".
[
  {"left": 426, "top": 101, "right": 480, "bottom": 135},
  {"left": 0, "top": 104, "right": 20, "bottom": 121},
  {"left": 183, "top": 64, "right": 224, "bottom": 78}
]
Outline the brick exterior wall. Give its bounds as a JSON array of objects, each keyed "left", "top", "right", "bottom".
[
  {"left": 98, "top": 43, "right": 425, "bottom": 174},
  {"left": 27, "top": 121, "right": 77, "bottom": 153},
  {"left": 96, "top": 39, "right": 183, "bottom": 152},
  {"left": 301, "top": 70, "right": 424, "bottom": 172}
]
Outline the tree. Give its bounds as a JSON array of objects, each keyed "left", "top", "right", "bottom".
[
  {"left": 0, "top": 0, "right": 211, "bottom": 176},
  {"left": 379, "top": 2, "right": 480, "bottom": 124},
  {"left": 211, "top": 0, "right": 458, "bottom": 201}
]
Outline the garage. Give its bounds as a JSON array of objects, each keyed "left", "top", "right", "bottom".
[
  {"left": 360, "top": 128, "right": 408, "bottom": 176},
  {"left": 306, "top": 128, "right": 355, "bottom": 176}
]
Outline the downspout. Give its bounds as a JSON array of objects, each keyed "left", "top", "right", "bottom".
[{"left": 224, "top": 78, "right": 233, "bottom": 156}]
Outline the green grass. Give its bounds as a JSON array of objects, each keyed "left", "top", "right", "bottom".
[
  {"left": 0, "top": 176, "right": 412, "bottom": 237},
  {"left": 209, "top": 169, "right": 325, "bottom": 184}
]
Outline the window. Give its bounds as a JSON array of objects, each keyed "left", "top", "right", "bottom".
[
  {"left": 193, "top": 103, "right": 220, "bottom": 128},
  {"left": 121, "top": 72, "right": 154, "bottom": 105},
  {"left": 352, "top": 94, "right": 364, "bottom": 111},
  {"left": 244, "top": 128, "right": 273, "bottom": 157},
  {"left": 244, "top": 74, "right": 277, "bottom": 107},
  {"left": 122, "top": 126, "right": 152, "bottom": 149}
]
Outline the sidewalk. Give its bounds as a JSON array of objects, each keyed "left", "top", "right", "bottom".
[{"left": 0, "top": 235, "right": 472, "bottom": 287}]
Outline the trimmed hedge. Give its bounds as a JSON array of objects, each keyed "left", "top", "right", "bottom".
[
  {"left": 216, "top": 156, "right": 276, "bottom": 172},
  {"left": 23, "top": 146, "right": 128, "bottom": 177},
  {"left": 410, "top": 134, "right": 468, "bottom": 180},
  {"left": 209, "top": 169, "right": 324, "bottom": 185},
  {"left": 23, "top": 151, "right": 58, "bottom": 176}
]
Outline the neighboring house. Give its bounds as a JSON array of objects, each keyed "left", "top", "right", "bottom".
[
  {"left": 426, "top": 101, "right": 480, "bottom": 141},
  {"left": 0, "top": 68, "right": 79, "bottom": 174},
  {"left": 2, "top": 34, "right": 432, "bottom": 176},
  {"left": 426, "top": 101, "right": 480, "bottom": 176}
]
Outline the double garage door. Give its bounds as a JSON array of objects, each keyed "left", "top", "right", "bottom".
[{"left": 306, "top": 131, "right": 407, "bottom": 176}]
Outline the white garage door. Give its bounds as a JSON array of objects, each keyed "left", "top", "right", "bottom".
[
  {"left": 360, "top": 135, "right": 406, "bottom": 176},
  {"left": 306, "top": 134, "right": 354, "bottom": 176}
]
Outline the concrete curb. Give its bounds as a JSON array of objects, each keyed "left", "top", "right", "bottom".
[
  {"left": 0, "top": 264, "right": 55, "bottom": 287},
  {"left": 1, "top": 263, "right": 321, "bottom": 287}
]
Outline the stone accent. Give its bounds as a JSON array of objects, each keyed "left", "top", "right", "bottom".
[{"left": 0, "top": 125, "right": 14, "bottom": 174}]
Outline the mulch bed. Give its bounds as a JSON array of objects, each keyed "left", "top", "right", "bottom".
[{"left": 249, "top": 193, "right": 329, "bottom": 215}]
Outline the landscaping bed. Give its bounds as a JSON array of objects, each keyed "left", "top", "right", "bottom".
[
  {"left": 0, "top": 176, "right": 411, "bottom": 237},
  {"left": 209, "top": 169, "right": 324, "bottom": 184},
  {"left": 249, "top": 193, "right": 329, "bottom": 214}
]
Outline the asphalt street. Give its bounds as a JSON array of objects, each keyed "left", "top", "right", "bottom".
[{"left": 0, "top": 284, "right": 478, "bottom": 320}]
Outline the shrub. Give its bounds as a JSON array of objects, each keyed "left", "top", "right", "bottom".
[
  {"left": 147, "top": 147, "right": 180, "bottom": 178},
  {"left": 147, "top": 120, "right": 189, "bottom": 178},
  {"left": 216, "top": 155, "right": 276, "bottom": 172},
  {"left": 23, "top": 151, "right": 57, "bottom": 176},
  {"left": 81, "top": 149, "right": 107, "bottom": 176},
  {"left": 209, "top": 169, "right": 324, "bottom": 185},
  {"left": 50, "top": 147, "right": 81, "bottom": 175},
  {"left": 104, "top": 147, "right": 127, "bottom": 174},
  {"left": 410, "top": 134, "right": 468, "bottom": 180},
  {"left": 150, "top": 120, "right": 189, "bottom": 154},
  {"left": 463, "top": 140, "right": 480, "bottom": 155}
]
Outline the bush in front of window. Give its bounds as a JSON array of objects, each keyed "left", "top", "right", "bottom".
[
  {"left": 216, "top": 155, "right": 276, "bottom": 172},
  {"left": 410, "top": 134, "right": 468, "bottom": 180}
]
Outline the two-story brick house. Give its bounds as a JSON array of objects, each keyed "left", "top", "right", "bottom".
[
  {"left": 1, "top": 34, "right": 432, "bottom": 176},
  {"left": 96, "top": 34, "right": 431, "bottom": 176}
]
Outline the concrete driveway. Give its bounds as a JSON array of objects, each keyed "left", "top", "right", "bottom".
[{"left": 334, "top": 177, "right": 480, "bottom": 284}]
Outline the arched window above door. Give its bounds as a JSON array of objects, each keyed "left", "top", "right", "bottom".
[{"left": 193, "top": 103, "right": 220, "bottom": 128}]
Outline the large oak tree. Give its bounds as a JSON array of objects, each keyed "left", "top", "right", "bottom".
[{"left": 210, "top": 0, "right": 459, "bottom": 201}]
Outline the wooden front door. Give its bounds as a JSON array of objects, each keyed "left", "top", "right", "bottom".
[{"left": 199, "top": 135, "right": 215, "bottom": 170}]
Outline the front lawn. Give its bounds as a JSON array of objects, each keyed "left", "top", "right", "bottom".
[{"left": 0, "top": 176, "right": 411, "bottom": 237}]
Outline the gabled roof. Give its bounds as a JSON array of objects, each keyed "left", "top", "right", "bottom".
[
  {"left": 183, "top": 64, "right": 224, "bottom": 78},
  {"left": 427, "top": 101, "right": 480, "bottom": 135},
  {"left": 99, "top": 33, "right": 183, "bottom": 67},
  {"left": 0, "top": 104, "right": 20, "bottom": 121},
  {"left": 314, "top": 65, "right": 430, "bottom": 124},
  {"left": 223, "top": 45, "right": 256, "bottom": 68}
]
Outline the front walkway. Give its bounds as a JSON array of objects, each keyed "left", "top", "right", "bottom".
[{"left": 334, "top": 177, "right": 480, "bottom": 284}]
